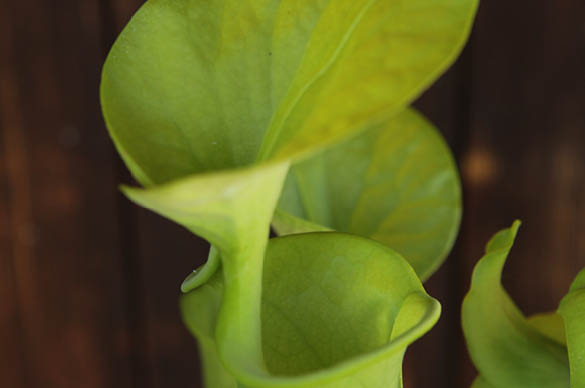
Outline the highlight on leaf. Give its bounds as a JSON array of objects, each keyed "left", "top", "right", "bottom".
[
  {"left": 100, "top": 0, "right": 479, "bottom": 386},
  {"left": 121, "top": 161, "right": 290, "bottom": 375},
  {"left": 101, "top": 0, "right": 479, "bottom": 187}
]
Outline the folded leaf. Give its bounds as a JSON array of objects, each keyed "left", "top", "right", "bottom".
[
  {"left": 528, "top": 313, "right": 567, "bottom": 347},
  {"left": 100, "top": 0, "right": 478, "bottom": 384},
  {"left": 558, "top": 267, "right": 585, "bottom": 388},
  {"left": 462, "top": 221, "right": 570, "bottom": 388},
  {"left": 273, "top": 109, "right": 461, "bottom": 280},
  {"left": 182, "top": 233, "right": 440, "bottom": 387},
  {"left": 101, "top": 0, "right": 479, "bottom": 186},
  {"left": 123, "top": 162, "right": 290, "bottom": 376},
  {"left": 181, "top": 246, "right": 221, "bottom": 293}
]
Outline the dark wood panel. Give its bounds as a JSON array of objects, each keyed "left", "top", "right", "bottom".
[
  {"left": 134, "top": 210, "right": 207, "bottom": 388},
  {"left": 102, "top": 1, "right": 207, "bottom": 387},
  {"left": 0, "top": 1, "right": 133, "bottom": 387},
  {"left": 98, "top": 1, "right": 157, "bottom": 387},
  {"left": 457, "top": 0, "right": 585, "bottom": 386},
  {"left": 0, "top": 53, "right": 29, "bottom": 388}
]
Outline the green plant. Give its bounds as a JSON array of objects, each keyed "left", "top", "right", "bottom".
[
  {"left": 462, "top": 221, "right": 585, "bottom": 388},
  {"left": 100, "top": 0, "right": 478, "bottom": 386}
]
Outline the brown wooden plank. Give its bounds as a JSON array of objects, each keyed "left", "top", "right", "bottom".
[
  {"left": 134, "top": 211, "right": 207, "bottom": 388},
  {"left": 0, "top": 7, "right": 27, "bottom": 386},
  {"left": 98, "top": 1, "right": 159, "bottom": 387},
  {"left": 102, "top": 1, "right": 206, "bottom": 387},
  {"left": 402, "top": 43, "right": 474, "bottom": 388},
  {"left": 0, "top": 1, "right": 134, "bottom": 387},
  {"left": 457, "top": 1, "right": 585, "bottom": 386},
  {"left": 0, "top": 63, "right": 29, "bottom": 388}
]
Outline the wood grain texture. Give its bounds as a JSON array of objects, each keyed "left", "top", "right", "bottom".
[
  {"left": 405, "top": 43, "right": 474, "bottom": 388},
  {"left": 1, "top": 1, "right": 133, "bottom": 387},
  {"left": 456, "top": 0, "right": 585, "bottom": 386},
  {"left": 0, "top": 8, "right": 29, "bottom": 385},
  {"left": 0, "top": 67, "right": 29, "bottom": 388},
  {"left": 101, "top": 1, "right": 207, "bottom": 387},
  {"left": 133, "top": 210, "right": 207, "bottom": 388}
]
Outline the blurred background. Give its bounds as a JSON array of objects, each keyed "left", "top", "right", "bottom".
[{"left": 1, "top": 1, "right": 584, "bottom": 387}]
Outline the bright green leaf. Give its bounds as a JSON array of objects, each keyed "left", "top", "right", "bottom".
[
  {"left": 558, "top": 267, "right": 585, "bottom": 388},
  {"left": 462, "top": 221, "right": 570, "bottom": 388},
  {"left": 101, "top": 0, "right": 478, "bottom": 186},
  {"left": 101, "top": 0, "right": 478, "bottom": 384},
  {"left": 182, "top": 232, "right": 440, "bottom": 388},
  {"left": 273, "top": 108, "right": 461, "bottom": 280}
]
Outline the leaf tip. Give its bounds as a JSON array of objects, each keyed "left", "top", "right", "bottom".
[
  {"left": 181, "top": 247, "right": 221, "bottom": 293},
  {"left": 484, "top": 219, "right": 522, "bottom": 254}
]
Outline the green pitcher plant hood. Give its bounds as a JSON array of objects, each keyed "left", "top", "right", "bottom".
[
  {"left": 272, "top": 108, "right": 461, "bottom": 281},
  {"left": 181, "top": 233, "right": 440, "bottom": 388},
  {"left": 463, "top": 221, "right": 585, "bottom": 388},
  {"left": 101, "top": 0, "right": 478, "bottom": 385},
  {"left": 101, "top": 0, "right": 478, "bottom": 186}
]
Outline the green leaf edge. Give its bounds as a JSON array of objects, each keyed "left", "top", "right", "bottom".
[
  {"left": 100, "top": 0, "right": 480, "bottom": 188},
  {"left": 181, "top": 246, "right": 221, "bottom": 293},
  {"left": 260, "top": 0, "right": 480, "bottom": 167},
  {"left": 180, "top": 233, "right": 442, "bottom": 388},
  {"left": 558, "top": 267, "right": 585, "bottom": 388},
  {"left": 238, "top": 292, "right": 440, "bottom": 388},
  {"left": 527, "top": 312, "right": 567, "bottom": 347},
  {"left": 272, "top": 108, "right": 462, "bottom": 282},
  {"left": 462, "top": 220, "right": 571, "bottom": 388}
]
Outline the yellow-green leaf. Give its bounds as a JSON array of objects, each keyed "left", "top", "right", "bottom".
[
  {"left": 101, "top": 0, "right": 478, "bottom": 186},
  {"left": 462, "top": 221, "right": 569, "bottom": 388},
  {"left": 182, "top": 233, "right": 440, "bottom": 387},
  {"left": 273, "top": 109, "right": 461, "bottom": 280}
]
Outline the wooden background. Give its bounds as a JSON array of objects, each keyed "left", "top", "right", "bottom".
[{"left": 1, "top": 1, "right": 584, "bottom": 387}]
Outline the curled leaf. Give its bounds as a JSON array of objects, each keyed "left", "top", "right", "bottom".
[
  {"left": 462, "top": 221, "right": 570, "bottom": 388},
  {"left": 182, "top": 233, "right": 440, "bottom": 387},
  {"left": 528, "top": 312, "right": 567, "bottom": 347},
  {"left": 273, "top": 108, "right": 461, "bottom": 280},
  {"left": 123, "top": 162, "right": 290, "bottom": 373},
  {"left": 181, "top": 246, "right": 221, "bottom": 293},
  {"left": 101, "top": 0, "right": 478, "bottom": 384}
]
